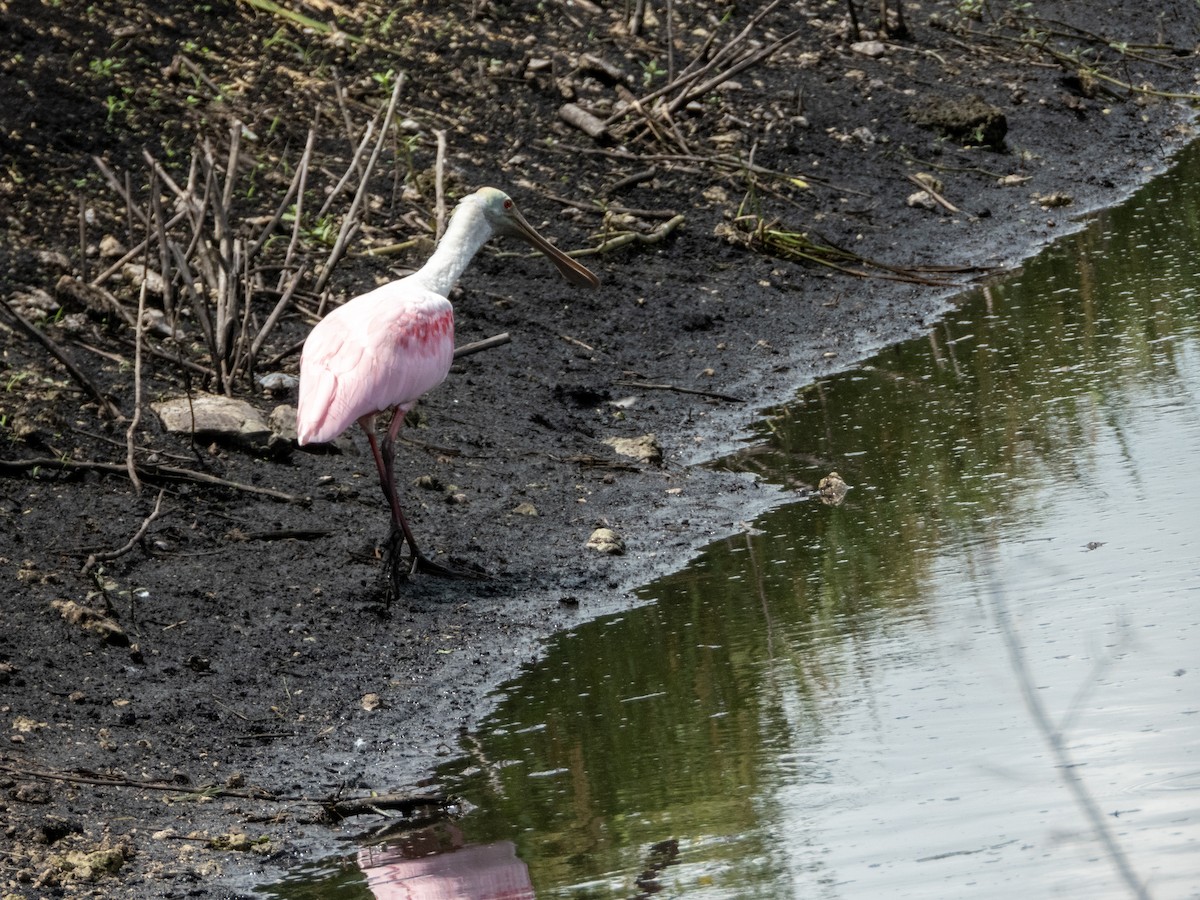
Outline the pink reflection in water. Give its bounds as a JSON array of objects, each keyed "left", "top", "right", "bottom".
[{"left": 358, "top": 830, "right": 535, "bottom": 900}]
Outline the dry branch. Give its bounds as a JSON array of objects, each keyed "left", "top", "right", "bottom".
[
  {"left": 453, "top": 332, "right": 511, "bottom": 359},
  {"left": 81, "top": 489, "right": 166, "bottom": 574},
  {"left": 0, "top": 295, "right": 123, "bottom": 419},
  {"left": 0, "top": 457, "right": 306, "bottom": 503},
  {"left": 614, "top": 379, "right": 745, "bottom": 403}
]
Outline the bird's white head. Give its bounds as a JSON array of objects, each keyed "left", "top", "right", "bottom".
[{"left": 470, "top": 187, "right": 600, "bottom": 289}]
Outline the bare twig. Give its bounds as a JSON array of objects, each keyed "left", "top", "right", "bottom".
[
  {"left": 88, "top": 207, "right": 188, "bottom": 289},
  {"left": 453, "top": 332, "right": 511, "bottom": 359},
  {"left": 0, "top": 457, "right": 306, "bottom": 504},
  {"left": 249, "top": 262, "right": 308, "bottom": 364},
  {"left": 314, "top": 73, "right": 406, "bottom": 295},
  {"left": 93, "top": 156, "right": 150, "bottom": 228},
  {"left": 605, "top": 0, "right": 785, "bottom": 126},
  {"left": 77, "top": 193, "right": 89, "bottom": 282},
  {"left": 668, "top": 28, "right": 803, "bottom": 114},
  {"left": 81, "top": 489, "right": 166, "bottom": 574},
  {"left": 0, "top": 760, "right": 283, "bottom": 803},
  {"left": 906, "top": 173, "right": 960, "bottom": 213},
  {"left": 126, "top": 269, "right": 149, "bottom": 492},
  {"left": 574, "top": 213, "right": 685, "bottom": 256},
  {"left": 250, "top": 126, "right": 316, "bottom": 261},
  {"left": 614, "top": 379, "right": 744, "bottom": 403},
  {"left": 0, "top": 296, "right": 123, "bottom": 419},
  {"left": 434, "top": 128, "right": 448, "bottom": 240},
  {"left": 315, "top": 120, "right": 375, "bottom": 223}
]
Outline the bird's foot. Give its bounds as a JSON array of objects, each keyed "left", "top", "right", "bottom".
[
  {"left": 380, "top": 529, "right": 487, "bottom": 604},
  {"left": 408, "top": 552, "right": 488, "bottom": 580}
]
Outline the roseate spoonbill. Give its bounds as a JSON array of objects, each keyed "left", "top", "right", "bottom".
[{"left": 296, "top": 187, "right": 598, "bottom": 589}]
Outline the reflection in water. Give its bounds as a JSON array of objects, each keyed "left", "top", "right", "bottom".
[
  {"left": 261, "top": 825, "right": 534, "bottom": 899},
  {"left": 266, "top": 143, "right": 1200, "bottom": 898},
  {"left": 358, "top": 829, "right": 533, "bottom": 900},
  {"left": 435, "top": 141, "right": 1200, "bottom": 898}
]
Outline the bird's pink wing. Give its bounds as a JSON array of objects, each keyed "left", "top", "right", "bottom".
[{"left": 297, "top": 284, "right": 454, "bottom": 445}]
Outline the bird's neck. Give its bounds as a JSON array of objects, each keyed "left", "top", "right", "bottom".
[{"left": 414, "top": 201, "right": 494, "bottom": 298}]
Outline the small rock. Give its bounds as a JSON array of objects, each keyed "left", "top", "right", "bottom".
[
  {"left": 99, "top": 235, "right": 126, "bottom": 259},
  {"left": 908, "top": 93, "right": 1007, "bottom": 148},
  {"left": 210, "top": 832, "right": 251, "bottom": 852},
  {"left": 14, "top": 782, "right": 51, "bottom": 803},
  {"left": 50, "top": 600, "right": 129, "bottom": 646},
  {"left": 152, "top": 394, "right": 273, "bottom": 450},
  {"left": 121, "top": 263, "right": 165, "bottom": 296},
  {"left": 512, "top": 501, "right": 539, "bottom": 517},
  {"left": 603, "top": 433, "right": 662, "bottom": 465},
  {"left": 257, "top": 372, "right": 298, "bottom": 396},
  {"left": 268, "top": 405, "right": 298, "bottom": 443},
  {"left": 12, "top": 715, "right": 47, "bottom": 733},
  {"left": 997, "top": 173, "right": 1031, "bottom": 187},
  {"left": 35, "top": 249, "right": 73, "bottom": 271},
  {"left": 850, "top": 40, "right": 887, "bottom": 58},
  {"left": 361, "top": 692, "right": 382, "bottom": 711},
  {"left": 139, "top": 308, "right": 184, "bottom": 339},
  {"left": 587, "top": 527, "right": 625, "bottom": 555},
  {"left": 817, "top": 472, "right": 849, "bottom": 506},
  {"left": 8, "top": 287, "right": 59, "bottom": 316},
  {"left": 1034, "top": 191, "right": 1073, "bottom": 208},
  {"left": 906, "top": 190, "right": 938, "bottom": 210}
]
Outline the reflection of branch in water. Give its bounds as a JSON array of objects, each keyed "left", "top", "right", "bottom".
[
  {"left": 989, "top": 581, "right": 1150, "bottom": 900},
  {"left": 632, "top": 838, "right": 680, "bottom": 898}
]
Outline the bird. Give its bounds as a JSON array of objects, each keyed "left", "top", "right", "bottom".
[{"left": 296, "top": 186, "right": 599, "bottom": 592}]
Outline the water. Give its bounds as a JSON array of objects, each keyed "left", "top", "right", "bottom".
[{"left": 262, "top": 144, "right": 1200, "bottom": 898}]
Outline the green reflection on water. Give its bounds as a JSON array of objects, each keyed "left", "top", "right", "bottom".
[
  {"left": 437, "top": 141, "right": 1200, "bottom": 897},
  {"left": 261, "top": 142, "right": 1200, "bottom": 899}
]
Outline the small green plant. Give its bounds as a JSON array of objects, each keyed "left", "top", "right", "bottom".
[
  {"left": 642, "top": 58, "right": 666, "bottom": 86},
  {"left": 282, "top": 206, "right": 337, "bottom": 247},
  {"left": 88, "top": 56, "right": 123, "bottom": 78},
  {"left": 372, "top": 68, "right": 397, "bottom": 92},
  {"left": 104, "top": 93, "right": 130, "bottom": 124}
]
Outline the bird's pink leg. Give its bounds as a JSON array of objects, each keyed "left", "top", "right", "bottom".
[
  {"left": 360, "top": 412, "right": 474, "bottom": 586},
  {"left": 360, "top": 413, "right": 420, "bottom": 558}
]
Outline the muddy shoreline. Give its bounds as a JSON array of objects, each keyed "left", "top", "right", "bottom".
[{"left": 2, "top": 2, "right": 1198, "bottom": 896}]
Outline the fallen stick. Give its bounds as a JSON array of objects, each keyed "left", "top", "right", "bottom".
[
  {"left": 323, "top": 791, "right": 449, "bottom": 821},
  {"left": 0, "top": 296, "right": 123, "bottom": 419},
  {"left": 0, "top": 760, "right": 283, "bottom": 802},
  {"left": 0, "top": 457, "right": 306, "bottom": 503},
  {"left": 669, "top": 28, "right": 803, "bottom": 114},
  {"left": 81, "top": 489, "right": 166, "bottom": 574},
  {"left": 454, "top": 332, "right": 510, "bottom": 359},
  {"left": 906, "top": 173, "right": 960, "bottom": 213},
  {"left": 574, "top": 214, "right": 685, "bottom": 256},
  {"left": 614, "top": 379, "right": 745, "bottom": 403},
  {"left": 559, "top": 103, "right": 609, "bottom": 141}
]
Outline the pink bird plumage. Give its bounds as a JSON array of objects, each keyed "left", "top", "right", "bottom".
[
  {"left": 296, "top": 186, "right": 598, "bottom": 596},
  {"left": 296, "top": 284, "right": 454, "bottom": 445}
]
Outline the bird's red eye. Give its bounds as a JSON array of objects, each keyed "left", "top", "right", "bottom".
[{"left": 503, "top": 199, "right": 513, "bottom": 209}]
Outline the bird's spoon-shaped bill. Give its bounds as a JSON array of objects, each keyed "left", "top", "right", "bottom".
[{"left": 508, "top": 205, "right": 600, "bottom": 288}]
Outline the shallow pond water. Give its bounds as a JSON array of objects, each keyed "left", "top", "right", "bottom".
[{"left": 262, "top": 145, "right": 1200, "bottom": 898}]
